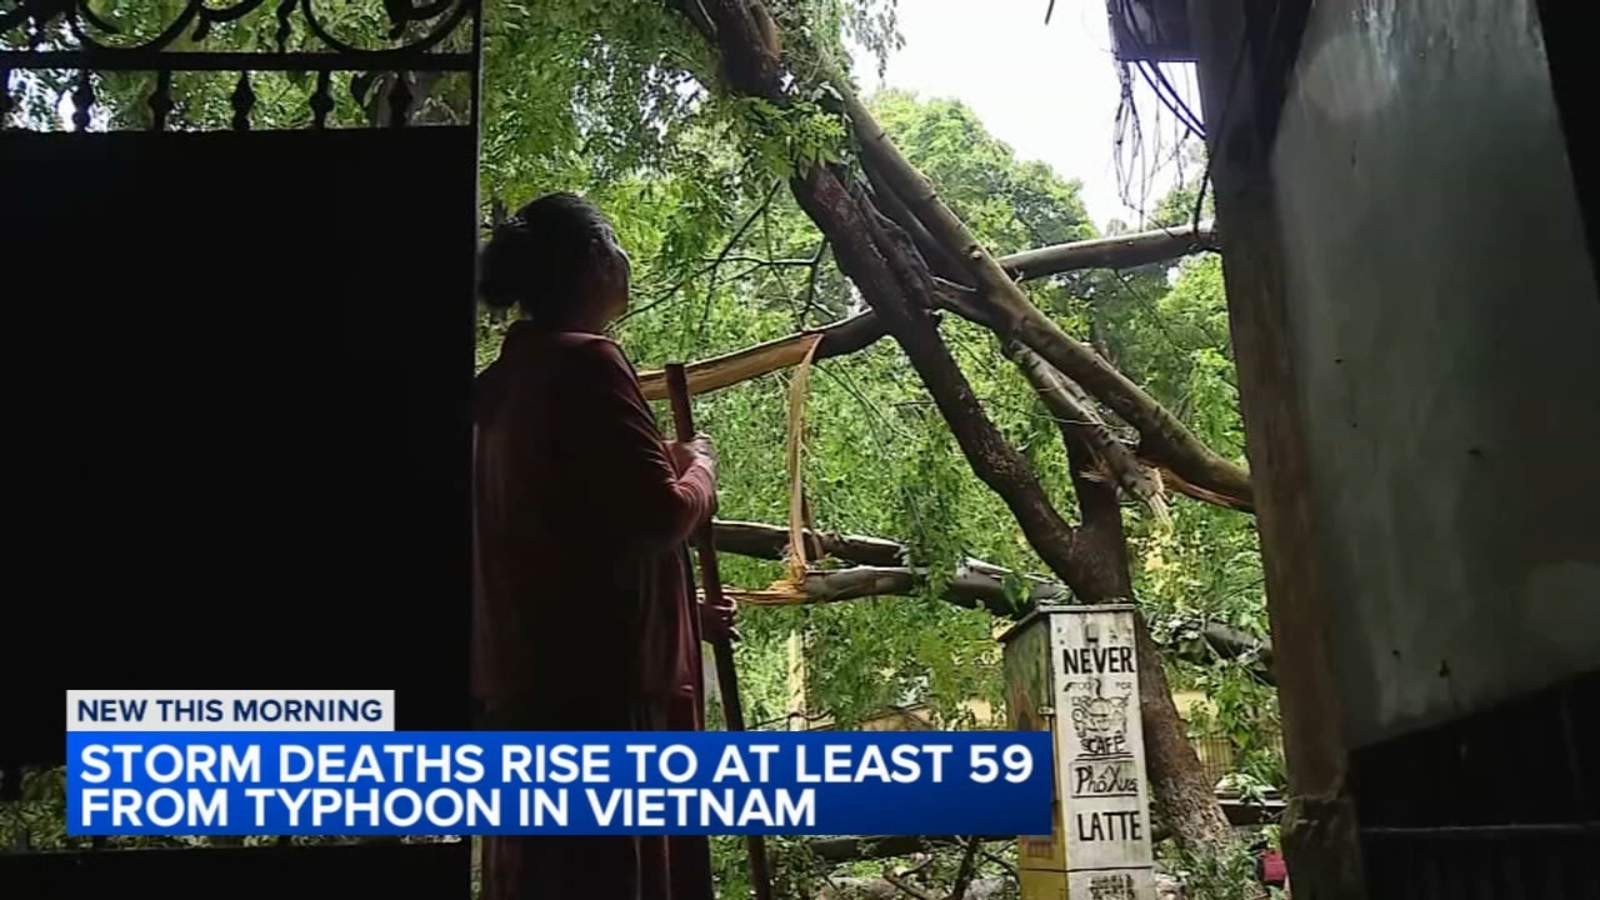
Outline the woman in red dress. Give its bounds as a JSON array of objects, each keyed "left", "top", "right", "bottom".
[{"left": 472, "top": 192, "right": 733, "bottom": 900}]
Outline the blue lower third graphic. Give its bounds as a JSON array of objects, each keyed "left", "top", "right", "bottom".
[{"left": 67, "top": 731, "right": 1053, "bottom": 836}]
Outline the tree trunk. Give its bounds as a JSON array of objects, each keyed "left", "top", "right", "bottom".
[
  {"left": 991, "top": 290, "right": 1248, "bottom": 875},
  {"left": 789, "top": 164, "right": 1088, "bottom": 585},
  {"left": 1136, "top": 615, "right": 1237, "bottom": 850},
  {"left": 1042, "top": 369, "right": 1242, "bottom": 862}
]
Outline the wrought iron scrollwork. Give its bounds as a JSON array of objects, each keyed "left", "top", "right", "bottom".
[
  {"left": 0, "top": 0, "right": 472, "bottom": 57},
  {"left": 0, "top": 0, "right": 479, "bottom": 132}
]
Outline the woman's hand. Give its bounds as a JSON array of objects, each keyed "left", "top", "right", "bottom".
[
  {"left": 668, "top": 432, "right": 717, "bottom": 476},
  {"left": 699, "top": 600, "right": 739, "bottom": 644}
]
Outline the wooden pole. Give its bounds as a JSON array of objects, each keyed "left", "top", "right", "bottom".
[{"left": 663, "top": 363, "right": 775, "bottom": 900}]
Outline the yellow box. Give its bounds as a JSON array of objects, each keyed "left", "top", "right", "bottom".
[
  {"left": 1018, "top": 789, "right": 1067, "bottom": 871},
  {"left": 1018, "top": 867, "right": 1069, "bottom": 900},
  {"left": 1003, "top": 608, "right": 1067, "bottom": 872}
]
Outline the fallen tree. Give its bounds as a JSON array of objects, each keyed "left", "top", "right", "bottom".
[
  {"left": 839, "top": 87, "right": 1253, "bottom": 514},
  {"left": 641, "top": 323, "right": 1247, "bottom": 513},
  {"left": 667, "top": 0, "right": 1252, "bottom": 870}
]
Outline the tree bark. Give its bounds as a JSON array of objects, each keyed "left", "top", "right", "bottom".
[
  {"left": 725, "top": 562, "right": 1066, "bottom": 611},
  {"left": 1135, "top": 614, "right": 1239, "bottom": 848},
  {"left": 1005, "top": 341, "right": 1171, "bottom": 525},
  {"left": 1188, "top": 2, "right": 1366, "bottom": 895},
  {"left": 708, "top": 518, "right": 906, "bottom": 566},
  {"left": 1001, "top": 221, "right": 1217, "bottom": 281}
]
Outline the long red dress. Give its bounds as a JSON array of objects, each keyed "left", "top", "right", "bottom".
[{"left": 473, "top": 321, "right": 716, "bottom": 900}]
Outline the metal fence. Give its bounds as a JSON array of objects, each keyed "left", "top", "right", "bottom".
[{"left": 1352, "top": 669, "right": 1600, "bottom": 899}]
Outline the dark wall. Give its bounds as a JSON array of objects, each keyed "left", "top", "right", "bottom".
[
  {"left": 1266, "top": 0, "right": 1600, "bottom": 751},
  {"left": 1536, "top": 0, "right": 1600, "bottom": 275},
  {"left": 0, "top": 126, "right": 477, "bottom": 767},
  {"left": 0, "top": 841, "right": 471, "bottom": 900}
]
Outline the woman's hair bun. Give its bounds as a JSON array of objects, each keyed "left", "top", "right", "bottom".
[
  {"left": 476, "top": 192, "right": 605, "bottom": 315},
  {"left": 477, "top": 221, "right": 538, "bottom": 311}
]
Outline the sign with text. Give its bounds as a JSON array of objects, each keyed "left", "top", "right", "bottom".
[
  {"left": 67, "top": 690, "right": 395, "bottom": 732},
  {"left": 63, "top": 731, "right": 1052, "bottom": 837},
  {"left": 1051, "top": 606, "right": 1155, "bottom": 897}
]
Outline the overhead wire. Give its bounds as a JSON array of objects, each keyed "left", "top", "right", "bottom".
[{"left": 1101, "top": 0, "right": 1214, "bottom": 228}]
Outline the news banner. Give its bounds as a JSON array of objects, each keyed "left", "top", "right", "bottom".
[{"left": 66, "top": 690, "right": 1053, "bottom": 836}]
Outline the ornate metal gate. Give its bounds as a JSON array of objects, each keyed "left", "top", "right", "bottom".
[{"left": 1, "top": 2, "right": 481, "bottom": 895}]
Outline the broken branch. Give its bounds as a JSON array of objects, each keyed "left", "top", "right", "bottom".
[
  {"left": 1005, "top": 341, "right": 1171, "bottom": 526},
  {"left": 1002, "top": 221, "right": 1218, "bottom": 281},
  {"left": 701, "top": 519, "right": 1275, "bottom": 682},
  {"left": 840, "top": 86, "right": 1253, "bottom": 513},
  {"left": 712, "top": 561, "right": 1066, "bottom": 612},
  {"left": 638, "top": 311, "right": 887, "bottom": 400},
  {"left": 636, "top": 223, "right": 1220, "bottom": 398},
  {"left": 707, "top": 518, "right": 906, "bottom": 567}
]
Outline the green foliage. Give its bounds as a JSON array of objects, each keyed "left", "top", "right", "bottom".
[
  {"left": 1158, "top": 835, "right": 1264, "bottom": 900},
  {"left": 712, "top": 833, "right": 823, "bottom": 899},
  {"left": 724, "top": 94, "right": 849, "bottom": 177},
  {"left": 868, "top": 90, "right": 1093, "bottom": 254},
  {"left": 1151, "top": 178, "right": 1217, "bottom": 230},
  {"left": 1100, "top": 254, "right": 1280, "bottom": 787},
  {"left": 1180, "top": 666, "right": 1283, "bottom": 787},
  {"left": 0, "top": 767, "right": 68, "bottom": 850}
]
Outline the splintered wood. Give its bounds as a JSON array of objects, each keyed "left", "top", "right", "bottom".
[
  {"left": 785, "top": 334, "right": 823, "bottom": 581},
  {"left": 638, "top": 329, "right": 828, "bottom": 402},
  {"left": 703, "top": 333, "right": 824, "bottom": 608}
]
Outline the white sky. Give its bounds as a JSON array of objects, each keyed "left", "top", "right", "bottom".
[{"left": 850, "top": 0, "right": 1207, "bottom": 233}]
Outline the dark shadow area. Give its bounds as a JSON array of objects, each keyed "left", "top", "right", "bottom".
[
  {"left": 1537, "top": 0, "right": 1600, "bottom": 281},
  {"left": 0, "top": 126, "right": 477, "bottom": 770},
  {"left": 1352, "top": 669, "right": 1600, "bottom": 899},
  {"left": 0, "top": 840, "right": 471, "bottom": 900}
]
